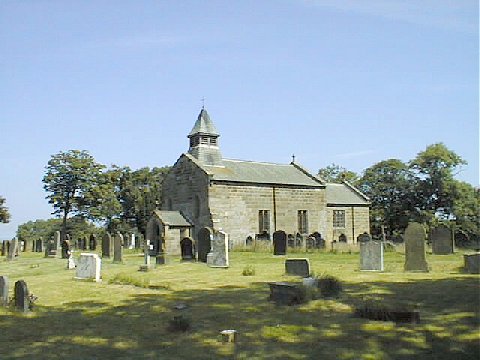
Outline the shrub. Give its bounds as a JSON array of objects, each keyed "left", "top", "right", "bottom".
[
  {"left": 242, "top": 265, "right": 256, "bottom": 276},
  {"left": 316, "top": 274, "right": 342, "bottom": 298}
]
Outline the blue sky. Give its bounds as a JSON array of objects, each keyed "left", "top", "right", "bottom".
[{"left": 0, "top": 0, "right": 478, "bottom": 239}]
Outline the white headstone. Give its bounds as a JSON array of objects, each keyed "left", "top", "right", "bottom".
[
  {"left": 207, "top": 231, "right": 229, "bottom": 268},
  {"left": 75, "top": 253, "right": 101, "bottom": 282}
]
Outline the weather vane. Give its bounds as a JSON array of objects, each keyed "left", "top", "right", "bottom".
[
  {"left": 201, "top": 97, "right": 205, "bottom": 109},
  {"left": 292, "top": 154, "right": 296, "bottom": 163}
]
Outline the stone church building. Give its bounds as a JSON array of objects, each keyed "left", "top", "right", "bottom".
[{"left": 147, "top": 109, "right": 370, "bottom": 256}]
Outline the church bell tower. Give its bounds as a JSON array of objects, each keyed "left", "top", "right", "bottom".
[{"left": 188, "top": 108, "right": 223, "bottom": 166}]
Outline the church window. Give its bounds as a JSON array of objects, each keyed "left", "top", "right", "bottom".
[
  {"left": 200, "top": 136, "right": 209, "bottom": 144},
  {"left": 258, "top": 210, "right": 270, "bottom": 234},
  {"left": 333, "top": 210, "right": 345, "bottom": 228},
  {"left": 190, "top": 137, "right": 200, "bottom": 147},
  {"left": 210, "top": 137, "right": 217, "bottom": 146},
  {"left": 298, "top": 210, "right": 308, "bottom": 234}
]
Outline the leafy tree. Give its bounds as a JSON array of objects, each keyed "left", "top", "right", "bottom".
[
  {"left": 0, "top": 195, "right": 10, "bottom": 223},
  {"left": 117, "top": 166, "right": 170, "bottom": 235},
  {"left": 451, "top": 180, "right": 480, "bottom": 241},
  {"left": 409, "top": 143, "right": 467, "bottom": 223},
  {"left": 87, "top": 166, "right": 124, "bottom": 233},
  {"left": 358, "top": 159, "right": 415, "bottom": 236},
  {"left": 318, "top": 163, "right": 359, "bottom": 184},
  {"left": 43, "top": 150, "right": 105, "bottom": 240}
]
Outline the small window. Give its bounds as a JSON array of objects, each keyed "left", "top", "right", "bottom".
[
  {"left": 210, "top": 137, "right": 217, "bottom": 146},
  {"left": 258, "top": 210, "right": 270, "bottom": 234},
  {"left": 200, "top": 136, "right": 209, "bottom": 144},
  {"left": 333, "top": 210, "right": 345, "bottom": 228},
  {"left": 298, "top": 210, "right": 308, "bottom": 234}
]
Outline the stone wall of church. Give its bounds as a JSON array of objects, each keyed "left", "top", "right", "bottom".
[
  {"left": 208, "top": 182, "right": 327, "bottom": 247},
  {"left": 161, "top": 155, "right": 213, "bottom": 240},
  {"left": 326, "top": 206, "right": 370, "bottom": 244}
]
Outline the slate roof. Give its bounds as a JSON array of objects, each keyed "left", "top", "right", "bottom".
[
  {"left": 192, "top": 155, "right": 324, "bottom": 187},
  {"left": 326, "top": 183, "right": 370, "bottom": 206},
  {"left": 188, "top": 109, "right": 219, "bottom": 137},
  {"left": 153, "top": 210, "right": 192, "bottom": 227}
]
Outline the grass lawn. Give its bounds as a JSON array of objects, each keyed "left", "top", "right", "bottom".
[{"left": 0, "top": 249, "right": 478, "bottom": 359}]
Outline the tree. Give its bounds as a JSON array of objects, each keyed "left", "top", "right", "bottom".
[
  {"left": 358, "top": 159, "right": 415, "bottom": 236},
  {"left": 0, "top": 195, "right": 10, "bottom": 223},
  {"left": 43, "top": 150, "right": 105, "bottom": 240},
  {"left": 451, "top": 180, "right": 480, "bottom": 241},
  {"left": 117, "top": 166, "right": 171, "bottom": 235},
  {"left": 318, "top": 163, "right": 359, "bottom": 184},
  {"left": 409, "top": 143, "right": 467, "bottom": 223}
]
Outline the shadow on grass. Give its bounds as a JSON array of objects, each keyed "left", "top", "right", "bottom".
[{"left": 0, "top": 277, "right": 479, "bottom": 360}]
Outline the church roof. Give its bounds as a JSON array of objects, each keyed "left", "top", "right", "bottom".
[
  {"left": 188, "top": 109, "right": 219, "bottom": 137},
  {"left": 188, "top": 155, "right": 324, "bottom": 187},
  {"left": 326, "top": 183, "right": 370, "bottom": 206},
  {"left": 153, "top": 210, "right": 192, "bottom": 227}
]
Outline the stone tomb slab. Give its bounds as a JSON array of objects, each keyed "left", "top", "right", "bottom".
[
  {"left": 75, "top": 253, "right": 102, "bottom": 282},
  {"left": 464, "top": 253, "right": 480, "bottom": 274},
  {"left": 360, "top": 241, "right": 384, "bottom": 271},
  {"left": 285, "top": 258, "right": 310, "bottom": 277}
]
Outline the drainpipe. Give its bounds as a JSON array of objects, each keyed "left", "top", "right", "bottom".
[
  {"left": 273, "top": 186, "right": 277, "bottom": 232},
  {"left": 351, "top": 206, "right": 355, "bottom": 243}
]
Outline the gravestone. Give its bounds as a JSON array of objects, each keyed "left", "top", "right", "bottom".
[
  {"left": 113, "top": 232, "right": 123, "bottom": 263},
  {"left": 89, "top": 234, "right": 97, "bottom": 250},
  {"left": 1, "top": 241, "right": 5, "bottom": 256},
  {"left": 339, "top": 234, "right": 347, "bottom": 242},
  {"left": 273, "top": 230, "right": 287, "bottom": 255},
  {"left": 287, "top": 234, "right": 295, "bottom": 248},
  {"left": 35, "top": 238, "right": 43, "bottom": 252},
  {"left": 67, "top": 252, "right": 76, "bottom": 270},
  {"left": 306, "top": 236, "right": 316, "bottom": 250},
  {"left": 14, "top": 280, "right": 29, "bottom": 312},
  {"left": 404, "top": 222, "right": 429, "bottom": 272},
  {"left": 7, "top": 238, "right": 19, "bottom": 260},
  {"left": 268, "top": 282, "right": 306, "bottom": 305},
  {"left": 54, "top": 231, "right": 61, "bottom": 253},
  {"left": 197, "top": 227, "right": 212, "bottom": 262},
  {"left": 285, "top": 258, "right": 310, "bottom": 277},
  {"left": 75, "top": 253, "right": 102, "bottom": 282},
  {"left": 430, "top": 225, "right": 454, "bottom": 255},
  {"left": 0, "top": 276, "right": 8, "bottom": 307},
  {"left": 357, "top": 232, "right": 372, "bottom": 243},
  {"left": 139, "top": 240, "right": 154, "bottom": 271},
  {"left": 102, "top": 233, "right": 112, "bottom": 258},
  {"left": 61, "top": 240, "right": 71, "bottom": 259},
  {"left": 45, "top": 239, "right": 56, "bottom": 257},
  {"left": 311, "top": 232, "right": 325, "bottom": 249},
  {"left": 180, "top": 237, "right": 194, "bottom": 261},
  {"left": 464, "top": 253, "right": 480, "bottom": 274},
  {"left": 360, "top": 241, "right": 384, "bottom": 271},
  {"left": 129, "top": 233, "right": 136, "bottom": 249},
  {"left": 207, "top": 231, "right": 229, "bottom": 268}
]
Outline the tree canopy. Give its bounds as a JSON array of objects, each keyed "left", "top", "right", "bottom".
[
  {"left": 0, "top": 195, "right": 10, "bottom": 223},
  {"left": 43, "top": 150, "right": 105, "bottom": 238}
]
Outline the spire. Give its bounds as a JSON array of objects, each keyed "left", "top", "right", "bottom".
[
  {"left": 188, "top": 108, "right": 219, "bottom": 138},
  {"left": 187, "top": 108, "right": 223, "bottom": 166}
]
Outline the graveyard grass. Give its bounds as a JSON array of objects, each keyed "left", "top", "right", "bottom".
[{"left": 0, "top": 249, "right": 479, "bottom": 360}]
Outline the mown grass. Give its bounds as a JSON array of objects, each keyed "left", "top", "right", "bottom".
[{"left": 0, "top": 249, "right": 478, "bottom": 359}]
